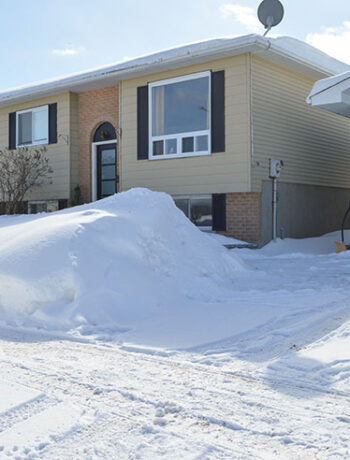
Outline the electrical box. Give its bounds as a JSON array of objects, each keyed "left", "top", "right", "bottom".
[{"left": 269, "top": 158, "right": 284, "bottom": 178}]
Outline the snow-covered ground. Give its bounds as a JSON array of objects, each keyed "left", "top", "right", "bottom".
[{"left": 0, "top": 189, "right": 349, "bottom": 459}]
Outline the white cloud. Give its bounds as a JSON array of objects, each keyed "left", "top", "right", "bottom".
[
  {"left": 306, "top": 21, "right": 350, "bottom": 65},
  {"left": 220, "top": 3, "right": 261, "bottom": 33},
  {"left": 52, "top": 46, "right": 85, "bottom": 57}
]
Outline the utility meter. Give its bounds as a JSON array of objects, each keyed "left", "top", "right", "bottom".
[{"left": 269, "top": 158, "right": 284, "bottom": 178}]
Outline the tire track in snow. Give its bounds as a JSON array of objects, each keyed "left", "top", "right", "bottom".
[
  {"left": 0, "top": 342, "right": 349, "bottom": 458},
  {"left": 0, "top": 394, "right": 58, "bottom": 433}
]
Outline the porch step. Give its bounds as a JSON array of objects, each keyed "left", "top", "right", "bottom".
[{"left": 224, "top": 243, "right": 259, "bottom": 250}]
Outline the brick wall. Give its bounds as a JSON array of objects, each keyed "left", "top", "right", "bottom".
[
  {"left": 78, "top": 85, "right": 119, "bottom": 202},
  {"left": 225, "top": 193, "right": 261, "bottom": 242}
]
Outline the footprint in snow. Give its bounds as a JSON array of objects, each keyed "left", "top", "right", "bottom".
[
  {"left": 153, "top": 403, "right": 181, "bottom": 426},
  {"left": 154, "top": 408, "right": 167, "bottom": 426},
  {"left": 337, "top": 416, "right": 350, "bottom": 423}
]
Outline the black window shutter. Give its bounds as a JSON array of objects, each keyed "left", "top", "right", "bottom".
[
  {"left": 212, "top": 194, "right": 226, "bottom": 231},
  {"left": 49, "top": 103, "right": 57, "bottom": 144},
  {"left": 8, "top": 112, "right": 16, "bottom": 150},
  {"left": 137, "top": 85, "right": 149, "bottom": 160},
  {"left": 211, "top": 71, "right": 225, "bottom": 153}
]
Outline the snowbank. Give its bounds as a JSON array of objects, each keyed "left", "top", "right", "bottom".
[
  {"left": 3, "top": 189, "right": 348, "bottom": 351},
  {"left": 0, "top": 189, "right": 247, "bottom": 347},
  {"left": 256, "top": 230, "right": 350, "bottom": 257}
]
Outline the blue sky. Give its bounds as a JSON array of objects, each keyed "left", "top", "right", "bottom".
[{"left": 1, "top": 0, "right": 349, "bottom": 90}]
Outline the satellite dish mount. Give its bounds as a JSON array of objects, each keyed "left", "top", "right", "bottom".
[{"left": 258, "top": 0, "right": 284, "bottom": 36}]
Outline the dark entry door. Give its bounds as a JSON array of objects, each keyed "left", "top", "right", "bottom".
[{"left": 97, "top": 143, "right": 117, "bottom": 200}]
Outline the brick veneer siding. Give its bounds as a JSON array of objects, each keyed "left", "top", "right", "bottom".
[
  {"left": 78, "top": 85, "right": 119, "bottom": 202},
  {"left": 225, "top": 193, "right": 261, "bottom": 242}
]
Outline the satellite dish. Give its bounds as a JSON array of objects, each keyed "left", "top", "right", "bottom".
[{"left": 258, "top": 0, "right": 284, "bottom": 36}]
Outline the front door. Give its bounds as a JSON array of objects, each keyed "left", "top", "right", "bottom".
[{"left": 97, "top": 143, "right": 117, "bottom": 200}]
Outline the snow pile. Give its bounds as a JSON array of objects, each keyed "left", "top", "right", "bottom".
[
  {"left": 257, "top": 230, "right": 350, "bottom": 256},
  {"left": 0, "top": 189, "right": 245, "bottom": 345}
]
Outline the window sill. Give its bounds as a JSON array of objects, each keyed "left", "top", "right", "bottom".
[
  {"left": 16, "top": 140, "right": 48, "bottom": 149},
  {"left": 149, "top": 151, "right": 211, "bottom": 161}
]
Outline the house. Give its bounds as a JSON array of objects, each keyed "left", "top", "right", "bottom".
[
  {"left": 307, "top": 70, "right": 350, "bottom": 118},
  {"left": 307, "top": 71, "right": 350, "bottom": 232},
  {"left": 1, "top": 34, "right": 350, "bottom": 245}
]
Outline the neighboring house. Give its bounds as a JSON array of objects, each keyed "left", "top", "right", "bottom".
[
  {"left": 0, "top": 34, "right": 350, "bottom": 244},
  {"left": 307, "top": 71, "right": 350, "bottom": 117},
  {"left": 307, "top": 70, "right": 350, "bottom": 118},
  {"left": 307, "top": 71, "right": 350, "bottom": 226}
]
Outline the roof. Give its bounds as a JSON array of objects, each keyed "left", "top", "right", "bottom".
[
  {"left": 308, "top": 70, "right": 350, "bottom": 100},
  {"left": 1, "top": 34, "right": 349, "bottom": 108},
  {"left": 307, "top": 70, "right": 350, "bottom": 118}
]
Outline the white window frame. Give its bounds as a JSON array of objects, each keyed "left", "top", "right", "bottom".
[
  {"left": 28, "top": 200, "right": 47, "bottom": 214},
  {"left": 148, "top": 71, "right": 211, "bottom": 160},
  {"left": 16, "top": 105, "right": 49, "bottom": 148},
  {"left": 173, "top": 195, "right": 212, "bottom": 231}
]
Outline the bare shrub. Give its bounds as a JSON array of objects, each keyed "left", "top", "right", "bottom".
[{"left": 0, "top": 146, "right": 52, "bottom": 214}]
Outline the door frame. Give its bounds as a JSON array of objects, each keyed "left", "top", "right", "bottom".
[{"left": 91, "top": 139, "right": 117, "bottom": 201}]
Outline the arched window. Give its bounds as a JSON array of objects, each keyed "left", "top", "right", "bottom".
[{"left": 93, "top": 122, "right": 116, "bottom": 142}]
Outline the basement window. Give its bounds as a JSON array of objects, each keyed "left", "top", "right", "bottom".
[
  {"left": 28, "top": 201, "right": 47, "bottom": 214},
  {"left": 16, "top": 105, "right": 49, "bottom": 147},
  {"left": 149, "top": 72, "right": 211, "bottom": 160},
  {"left": 174, "top": 196, "right": 212, "bottom": 230}
]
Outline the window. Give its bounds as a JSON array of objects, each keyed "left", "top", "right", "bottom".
[
  {"left": 93, "top": 122, "right": 116, "bottom": 142},
  {"left": 28, "top": 201, "right": 47, "bottom": 214},
  {"left": 149, "top": 72, "right": 211, "bottom": 159},
  {"left": 174, "top": 196, "right": 212, "bottom": 230},
  {"left": 16, "top": 105, "right": 49, "bottom": 147}
]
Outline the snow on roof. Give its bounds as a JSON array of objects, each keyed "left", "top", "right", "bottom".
[
  {"left": 1, "top": 34, "right": 349, "bottom": 107},
  {"left": 267, "top": 36, "right": 349, "bottom": 74}
]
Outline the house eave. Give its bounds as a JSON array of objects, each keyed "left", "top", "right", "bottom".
[
  {"left": 0, "top": 34, "right": 348, "bottom": 109},
  {"left": 307, "top": 72, "right": 350, "bottom": 118}
]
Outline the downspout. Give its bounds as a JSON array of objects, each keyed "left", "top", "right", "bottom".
[
  {"left": 249, "top": 53, "right": 254, "bottom": 167},
  {"left": 272, "top": 177, "right": 277, "bottom": 242},
  {"left": 118, "top": 81, "right": 122, "bottom": 192}
]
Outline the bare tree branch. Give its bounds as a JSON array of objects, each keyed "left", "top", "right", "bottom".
[{"left": 0, "top": 147, "right": 52, "bottom": 214}]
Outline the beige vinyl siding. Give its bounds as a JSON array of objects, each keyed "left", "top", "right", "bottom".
[
  {"left": 251, "top": 56, "right": 350, "bottom": 192},
  {"left": 69, "top": 92, "right": 79, "bottom": 195},
  {"left": 120, "top": 55, "right": 251, "bottom": 195},
  {"left": 0, "top": 92, "right": 74, "bottom": 201}
]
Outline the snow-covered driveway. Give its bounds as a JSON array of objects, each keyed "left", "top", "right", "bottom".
[
  {"left": 0, "top": 192, "right": 350, "bottom": 458},
  {"left": 0, "top": 241, "right": 350, "bottom": 459},
  {"left": 0, "top": 330, "right": 349, "bottom": 459}
]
